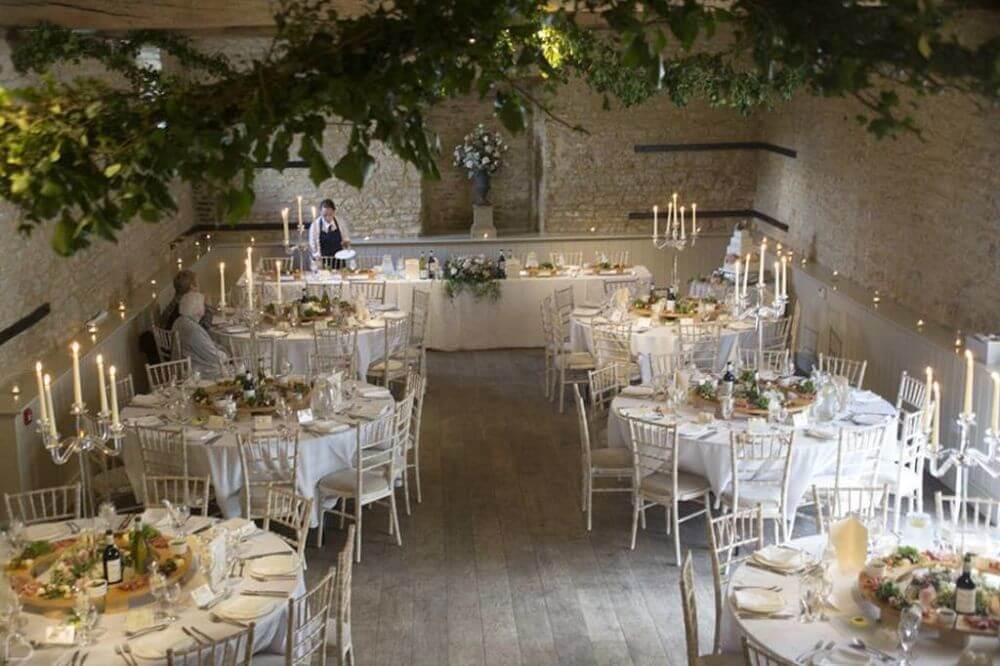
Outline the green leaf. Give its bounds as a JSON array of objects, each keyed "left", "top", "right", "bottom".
[
  {"left": 917, "top": 34, "right": 932, "bottom": 60},
  {"left": 11, "top": 171, "right": 31, "bottom": 194},
  {"left": 51, "top": 218, "right": 76, "bottom": 256},
  {"left": 223, "top": 187, "right": 254, "bottom": 224},
  {"left": 332, "top": 150, "right": 374, "bottom": 189},
  {"left": 103, "top": 163, "right": 122, "bottom": 178},
  {"left": 494, "top": 92, "right": 525, "bottom": 133}
]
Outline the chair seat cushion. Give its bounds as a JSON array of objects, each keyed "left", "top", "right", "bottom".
[
  {"left": 368, "top": 359, "right": 405, "bottom": 374},
  {"left": 641, "top": 471, "right": 710, "bottom": 499},
  {"left": 556, "top": 352, "right": 596, "bottom": 370},
  {"left": 696, "top": 654, "right": 743, "bottom": 666},
  {"left": 722, "top": 485, "right": 783, "bottom": 513},
  {"left": 319, "top": 469, "right": 393, "bottom": 500},
  {"left": 590, "top": 447, "right": 632, "bottom": 470}
]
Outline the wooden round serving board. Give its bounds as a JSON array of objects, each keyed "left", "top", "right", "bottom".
[
  {"left": 11, "top": 540, "right": 194, "bottom": 615},
  {"left": 691, "top": 393, "right": 814, "bottom": 416},
  {"left": 196, "top": 381, "right": 311, "bottom": 416}
]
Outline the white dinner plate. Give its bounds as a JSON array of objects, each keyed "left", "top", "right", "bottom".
[
  {"left": 215, "top": 595, "right": 280, "bottom": 620},
  {"left": 131, "top": 630, "right": 197, "bottom": 660},
  {"left": 806, "top": 427, "right": 837, "bottom": 440},
  {"left": 851, "top": 414, "right": 884, "bottom": 426},
  {"left": 248, "top": 553, "right": 299, "bottom": 578},
  {"left": 23, "top": 523, "right": 70, "bottom": 542},
  {"left": 363, "top": 319, "right": 385, "bottom": 329},
  {"left": 334, "top": 249, "right": 356, "bottom": 260},
  {"left": 306, "top": 420, "right": 350, "bottom": 435},
  {"left": 751, "top": 545, "right": 805, "bottom": 571},
  {"left": 620, "top": 386, "right": 655, "bottom": 398}
]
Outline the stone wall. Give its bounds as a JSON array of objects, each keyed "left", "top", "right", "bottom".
[
  {"left": 754, "top": 91, "right": 1000, "bottom": 333},
  {"left": 0, "top": 37, "right": 195, "bottom": 381}
]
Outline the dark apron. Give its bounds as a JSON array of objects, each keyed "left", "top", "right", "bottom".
[{"left": 319, "top": 221, "right": 343, "bottom": 268}]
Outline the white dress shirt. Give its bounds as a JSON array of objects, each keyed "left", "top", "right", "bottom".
[{"left": 308, "top": 215, "right": 351, "bottom": 259}]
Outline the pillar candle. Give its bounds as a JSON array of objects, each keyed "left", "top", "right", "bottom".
[
  {"left": 245, "top": 257, "right": 255, "bottom": 310},
  {"left": 311, "top": 205, "right": 317, "bottom": 221},
  {"left": 734, "top": 260, "right": 741, "bottom": 301},
  {"left": 671, "top": 193, "right": 678, "bottom": 233},
  {"left": 35, "top": 361, "right": 48, "bottom": 423},
  {"left": 96, "top": 354, "right": 109, "bottom": 414},
  {"left": 297, "top": 195, "right": 304, "bottom": 230},
  {"left": 963, "top": 349, "right": 974, "bottom": 417},
  {"left": 923, "top": 367, "right": 933, "bottom": 430},
  {"left": 44, "top": 374, "right": 57, "bottom": 437},
  {"left": 679, "top": 206, "right": 686, "bottom": 240},
  {"left": 781, "top": 256, "right": 788, "bottom": 298},
  {"left": 70, "top": 341, "right": 82, "bottom": 407},
  {"left": 932, "top": 381, "right": 941, "bottom": 450},
  {"left": 742, "top": 253, "right": 750, "bottom": 295},
  {"left": 691, "top": 203, "right": 697, "bottom": 235},
  {"left": 281, "top": 208, "right": 290, "bottom": 246},
  {"left": 219, "top": 262, "right": 227, "bottom": 309},
  {"left": 991, "top": 371, "right": 999, "bottom": 432},
  {"left": 275, "top": 260, "right": 282, "bottom": 304},
  {"left": 108, "top": 366, "right": 120, "bottom": 427},
  {"left": 772, "top": 260, "right": 779, "bottom": 297},
  {"left": 758, "top": 240, "right": 766, "bottom": 285},
  {"left": 653, "top": 205, "right": 658, "bottom": 240}
]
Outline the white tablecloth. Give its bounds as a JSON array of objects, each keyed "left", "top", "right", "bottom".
[
  {"left": 121, "top": 389, "right": 393, "bottom": 527},
  {"left": 252, "top": 267, "right": 652, "bottom": 351},
  {"left": 723, "top": 535, "right": 999, "bottom": 661},
  {"left": 607, "top": 389, "right": 898, "bottom": 519},
  {"left": 15, "top": 518, "right": 304, "bottom": 664},
  {"left": 571, "top": 315, "right": 755, "bottom": 383},
  {"left": 211, "top": 322, "right": 387, "bottom": 378}
]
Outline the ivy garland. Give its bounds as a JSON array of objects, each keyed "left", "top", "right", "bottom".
[{"left": 0, "top": 0, "right": 996, "bottom": 256}]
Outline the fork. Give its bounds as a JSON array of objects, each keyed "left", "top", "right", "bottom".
[
  {"left": 115, "top": 645, "right": 136, "bottom": 666},
  {"left": 182, "top": 627, "right": 205, "bottom": 645}
]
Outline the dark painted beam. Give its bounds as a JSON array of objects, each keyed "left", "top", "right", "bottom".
[
  {"left": 255, "top": 160, "right": 309, "bottom": 169},
  {"left": 627, "top": 208, "right": 789, "bottom": 232},
  {"left": 0, "top": 304, "right": 50, "bottom": 348},
  {"left": 634, "top": 141, "right": 797, "bottom": 158}
]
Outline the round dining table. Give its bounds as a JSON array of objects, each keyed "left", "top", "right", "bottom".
[
  {"left": 121, "top": 381, "right": 395, "bottom": 527},
  {"left": 8, "top": 515, "right": 304, "bottom": 664},
  {"left": 607, "top": 386, "right": 900, "bottom": 520},
  {"left": 570, "top": 313, "right": 757, "bottom": 383},
  {"left": 724, "top": 535, "right": 1000, "bottom": 662}
]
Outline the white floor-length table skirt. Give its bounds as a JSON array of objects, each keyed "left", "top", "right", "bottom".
[
  {"left": 253, "top": 267, "right": 652, "bottom": 350},
  {"left": 571, "top": 316, "right": 756, "bottom": 382},
  {"left": 607, "top": 389, "right": 899, "bottom": 519},
  {"left": 15, "top": 517, "right": 304, "bottom": 664},
  {"left": 722, "top": 535, "right": 999, "bottom": 661}
]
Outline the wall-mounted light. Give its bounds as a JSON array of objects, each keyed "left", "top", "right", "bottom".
[
  {"left": 916, "top": 319, "right": 925, "bottom": 331},
  {"left": 10, "top": 384, "right": 20, "bottom": 397}
]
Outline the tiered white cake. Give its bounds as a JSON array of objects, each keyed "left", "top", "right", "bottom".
[{"left": 722, "top": 227, "right": 753, "bottom": 275}]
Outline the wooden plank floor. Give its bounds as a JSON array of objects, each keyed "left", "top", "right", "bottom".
[{"left": 302, "top": 349, "right": 939, "bottom": 665}]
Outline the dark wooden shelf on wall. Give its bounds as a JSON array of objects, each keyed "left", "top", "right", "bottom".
[
  {"left": 0, "top": 304, "right": 50, "bottom": 348},
  {"left": 634, "top": 141, "right": 797, "bottom": 159},
  {"left": 626, "top": 208, "right": 789, "bottom": 232}
]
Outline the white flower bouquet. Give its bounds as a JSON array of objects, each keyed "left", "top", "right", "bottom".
[
  {"left": 443, "top": 255, "right": 502, "bottom": 301},
  {"left": 452, "top": 124, "right": 508, "bottom": 178}
]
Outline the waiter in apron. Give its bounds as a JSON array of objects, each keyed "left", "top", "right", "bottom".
[{"left": 308, "top": 198, "right": 351, "bottom": 270}]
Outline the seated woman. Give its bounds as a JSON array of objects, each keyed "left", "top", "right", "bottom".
[{"left": 171, "top": 291, "right": 228, "bottom": 379}]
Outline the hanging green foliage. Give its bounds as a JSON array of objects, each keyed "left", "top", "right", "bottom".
[{"left": 0, "top": 0, "right": 996, "bottom": 255}]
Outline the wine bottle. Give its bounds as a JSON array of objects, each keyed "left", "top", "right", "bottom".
[
  {"left": 419, "top": 252, "right": 428, "bottom": 279},
  {"left": 131, "top": 517, "right": 150, "bottom": 575},
  {"left": 243, "top": 370, "right": 256, "bottom": 401},
  {"left": 103, "top": 529, "right": 123, "bottom": 584},
  {"left": 428, "top": 251, "right": 438, "bottom": 279},
  {"left": 721, "top": 361, "right": 736, "bottom": 398},
  {"left": 955, "top": 553, "right": 977, "bottom": 615},
  {"left": 666, "top": 286, "right": 677, "bottom": 312},
  {"left": 498, "top": 250, "right": 506, "bottom": 279}
]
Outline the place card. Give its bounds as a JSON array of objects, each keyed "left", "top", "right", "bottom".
[
  {"left": 253, "top": 415, "right": 273, "bottom": 430},
  {"left": 297, "top": 408, "right": 314, "bottom": 425},
  {"left": 44, "top": 625, "right": 75, "bottom": 646},
  {"left": 125, "top": 608, "right": 156, "bottom": 633},
  {"left": 792, "top": 412, "right": 809, "bottom": 428},
  {"left": 206, "top": 415, "right": 228, "bottom": 430},
  {"left": 191, "top": 584, "right": 219, "bottom": 608}
]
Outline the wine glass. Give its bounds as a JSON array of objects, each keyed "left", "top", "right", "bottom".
[
  {"left": 720, "top": 397, "right": 734, "bottom": 421},
  {"left": 162, "top": 582, "right": 181, "bottom": 622},
  {"left": 797, "top": 572, "right": 819, "bottom": 623},
  {"left": 98, "top": 502, "right": 117, "bottom": 534},
  {"left": 171, "top": 503, "right": 191, "bottom": 537},
  {"left": 149, "top": 571, "right": 168, "bottom": 621},
  {"left": 898, "top": 603, "right": 922, "bottom": 665},
  {"left": 7, "top": 520, "right": 24, "bottom": 552}
]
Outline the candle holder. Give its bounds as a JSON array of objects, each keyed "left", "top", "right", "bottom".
[
  {"left": 734, "top": 282, "right": 789, "bottom": 362},
  {"left": 929, "top": 411, "right": 1000, "bottom": 550},
  {"left": 285, "top": 226, "right": 312, "bottom": 273},
  {"left": 238, "top": 306, "right": 266, "bottom": 378},
  {"left": 37, "top": 402, "right": 125, "bottom": 518}
]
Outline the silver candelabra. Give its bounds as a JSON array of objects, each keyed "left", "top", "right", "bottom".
[
  {"left": 734, "top": 281, "right": 788, "bottom": 362},
  {"left": 37, "top": 403, "right": 125, "bottom": 518},
  {"left": 285, "top": 226, "right": 311, "bottom": 272}
]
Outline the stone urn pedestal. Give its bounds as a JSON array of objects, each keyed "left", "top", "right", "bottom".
[{"left": 470, "top": 204, "right": 497, "bottom": 239}]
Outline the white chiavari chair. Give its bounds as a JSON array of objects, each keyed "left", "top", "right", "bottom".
[
  {"left": 649, "top": 351, "right": 692, "bottom": 382},
  {"left": 587, "top": 363, "right": 629, "bottom": 418},
  {"left": 263, "top": 485, "right": 312, "bottom": 561},
  {"left": 316, "top": 411, "right": 399, "bottom": 561},
  {"left": 304, "top": 281, "right": 344, "bottom": 301},
  {"left": 313, "top": 327, "right": 358, "bottom": 376},
  {"left": 350, "top": 281, "right": 386, "bottom": 305},
  {"left": 114, "top": 373, "right": 135, "bottom": 408},
  {"left": 260, "top": 566, "right": 336, "bottom": 666},
  {"left": 591, "top": 320, "right": 634, "bottom": 370},
  {"left": 603, "top": 278, "right": 639, "bottom": 298},
  {"left": 759, "top": 316, "right": 793, "bottom": 353},
  {"left": 407, "top": 288, "right": 430, "bottom": 373},
  {"left": 817, "top": 353, "right": 867, "bottom": 389},
  {"left": 405, "top": 368, "right": 427, "bottom": 506},
  {"left": 5, "top": 484, "right": 81, "bottom": 526},
  {"left": 935, "top": 492, "right": 1000, "bottom": 532},
  {"left": 146, "top": 358, "right": 192, "bottom": 390},
  {"left": 882, "top": 406, "right": 928, "bottom": 531},
  {"left": 549, "top": 311, "right": 596, "bottom": 413},
  {"left": 366, "top": 315, "right": 411, "bottom": 387},
  {"left": 166, "top": 623, "right": 255, "bottom": 666},
  {"left": 553, "top": 285, "right": 575, "bottom": 332},
  {"left": 136, "top": 426, "right": 189, "bottom": 488},
  {"left": 737, "top": 349, "right": 791, "bottom": 376},
  {"left": 390, "top": 389, "right": 417, "bottom": 515},
  {"left": 224, "top": 334, "right": 276, "bottom": 377},
  {"left": 574, "top": 384, "right": 631, "bottom": 532},
  {"left": 142, "top": 474, "right": 211, "bottom": 515},
  {"left": 625, "top": 417, "right": 711, "bottom": 563},
  {"left": 259, "top": 257, "right": 286, "bottom": 273},
  {"left": 742, "top": 637, "right": 794, "bottom": 666},
  {"left": 705, "top": 504, "right": 765, "bottom": 655},
  {"left": 812, "top": 484, "right": 889, "bottom": 534},
  {"left": 540, "top": 297, "right": 557, "bottom": 398},
  {"left": 896, "top": 370, "right": 929, "bottom": 413},
  {"left": 237, "top": 430, "right": 299, "bottom": 520},
  {"left": 355, "top": 253, "right": 380, "bottom": 270},
  {"left": 319, "top": 256, "right": 340, "bottom": 270},
  {"left": 812, "top": 423, "right": 888, "bottom": 492},
  {"left": 152, "top": 325, "right": 180, "bottom": 363},
  {"left": 788, "top": 300, "right": 801, "bottom": 363},
  {"left": 722, "top": 430, "right": 794, "bottom": 542},
  {"left": 679, "top": 322, "right": 723, "bottom": 373}
]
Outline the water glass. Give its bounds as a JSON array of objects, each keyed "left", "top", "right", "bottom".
[
  {"left": 163, "top": 582, "right": 181, "bottom": 621},
  {"left": 720, "top": 397, "right": 734, "bottom": 421},
  {"left": 149, "top": 572, "right": 167, "bottom": 621},
  {"left": 171, "top": 503, "right": 191, "bottom": 536},
  {"left": 797, "top": 572, "right": 820, "bottom": 623},
  {"left": 898, "top": 603, "right": 921, "bottom": 664},
  {"left": 7, "top": 521, "right": 24, "bottom": 552}
]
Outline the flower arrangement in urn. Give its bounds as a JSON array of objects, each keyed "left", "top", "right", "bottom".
[
  {"left": 443, "top": 255, "right": 502, "bottom": 301},
  {"left": 453, "top": 124, "right": 508, "bottom": 205}
]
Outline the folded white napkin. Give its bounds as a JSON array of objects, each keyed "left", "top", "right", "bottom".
[
  {"left": 752, "top": 545, "right": 805, "bottom": 571},
  {"left": 129, "top": 414, "right": 163, "bottom": 427},
  {"left": 350, "top": 401, "right": 391, "bottom": 420},
  {"left": 732, "top": 588, "right": 785, "bottom": 614},
  {"left": 131, "top": 630, "right": 197, "bottom": 660},
  {"left": 814, "top": 646, "right": 870, "bottom": 666},
  {"left": 677, "top": 423, "right": 711, "bottom": 439},
  {"left": 620, "top": 386, "right": 655, "bottom": 398},
  {"left": 572, "top": 307, "right": 601, "bottom": 317},
  {"left": 359, "top": 387, "right": 392, "bottom": 399},
  {"left": 853, "top": 390, "right": 881, "bottom": 403},
  {"left": 131, "top": 393, "right": 166, "bottom": 408},
  {"left": 307, "top": 420, "right": 351, "bottom": 435},
  {"left": 807, "top": 427, "right": 837, "bottom": 440}
]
